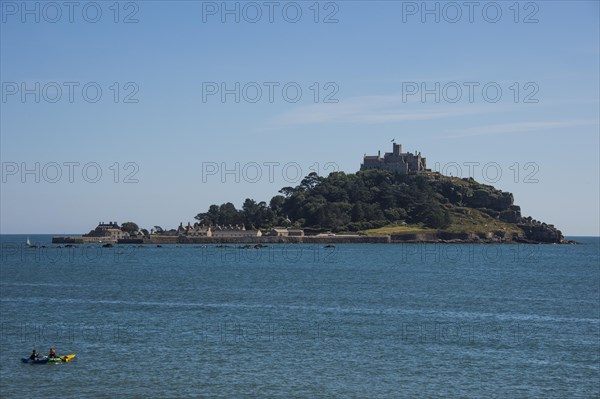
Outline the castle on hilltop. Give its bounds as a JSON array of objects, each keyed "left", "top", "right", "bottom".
[{"left": 361, "top": 142, "right": 427, "bottom": 174}]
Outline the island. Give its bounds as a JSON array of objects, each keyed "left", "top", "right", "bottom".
[{"left": 53, "top": 143, "right": 570, "bottom": 245}]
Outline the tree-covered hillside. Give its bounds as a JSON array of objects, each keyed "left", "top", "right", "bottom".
[{"left": 194, "top": 170, "right": 564, "bottom": 242}]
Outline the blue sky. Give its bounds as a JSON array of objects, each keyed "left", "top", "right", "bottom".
[{"left": 1, "top": 0, "right": 598, "bottom": 235}]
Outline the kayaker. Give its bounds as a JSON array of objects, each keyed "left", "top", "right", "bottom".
[
  {"left": 48, "top": 348, "right": 58, "bottom": 358},
  {"left": 29, "top": 349, "right": 38, "bottom": 360}
]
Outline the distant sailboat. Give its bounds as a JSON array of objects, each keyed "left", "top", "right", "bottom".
[{"left": 26, "top": 237, "right": 31, "bottom": 246}]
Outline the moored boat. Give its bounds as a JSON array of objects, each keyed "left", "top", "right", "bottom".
[{"left": 26, "top": 237, "right": 37, "bottom": 248}]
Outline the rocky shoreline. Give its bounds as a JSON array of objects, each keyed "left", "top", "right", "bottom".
[{"left": 52, "top": 234, "right": 577, "bottom": 245}]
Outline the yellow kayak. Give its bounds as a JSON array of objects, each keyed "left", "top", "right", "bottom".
[{"left": 61, "top": 354, "right": 76, "bottom": 363}]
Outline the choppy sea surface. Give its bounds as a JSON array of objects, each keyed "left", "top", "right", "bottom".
[{"left": 0, "top": 234, "right": 598, "bottom": 398}]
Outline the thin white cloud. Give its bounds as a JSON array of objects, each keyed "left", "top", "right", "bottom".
[
  {"left": 443, "top": 119, "right": 599, "bottom": 138},
  {"left": 264, "top": 94, "right": 502, "bottom": 128}
]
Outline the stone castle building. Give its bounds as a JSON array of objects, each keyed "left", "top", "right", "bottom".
[{"left": 361, "top": 143, "right": 427, "bottom": 174}]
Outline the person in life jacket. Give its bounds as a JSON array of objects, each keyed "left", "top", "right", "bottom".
[
  {"left": 48, "top": 348, "right": 58, "bottom": 358},
  {"left": 29, "top": 349, "right": 38, "bottom": 360}
]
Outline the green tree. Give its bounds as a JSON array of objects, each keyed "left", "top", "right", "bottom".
[
  {"left": 218, "top": 202, "right": 241, "bottom": 225},
  {"left": 279, "top": 187, "right": 296, "bottom": 197},
  {"left": 269, "top": 195, "right": 286, "bottom": 216},
  {"left": 121, "top": 222, "right": 139, "bottom": 235},
  {"left": 195, "top": 204, "right": 221, "bottom": 225}
]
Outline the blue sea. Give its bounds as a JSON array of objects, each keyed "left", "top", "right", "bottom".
[{"left": 0, "top": 235, "right": 598, "bottom": 398}]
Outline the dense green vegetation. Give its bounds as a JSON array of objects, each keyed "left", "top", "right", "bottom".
[
  {"left": 121, "top": 222, "right": 139, "bottom": 235},
  {"left": 193, "top": 169, "right": 521, "bottom": 233}
]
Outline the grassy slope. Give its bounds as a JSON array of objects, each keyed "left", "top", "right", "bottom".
[
  {"left": 364, "top": 206, "right": 524, "bottom": 237},
  {"left": 365, "top": 173, "right": 525, "bottom": 237}
]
